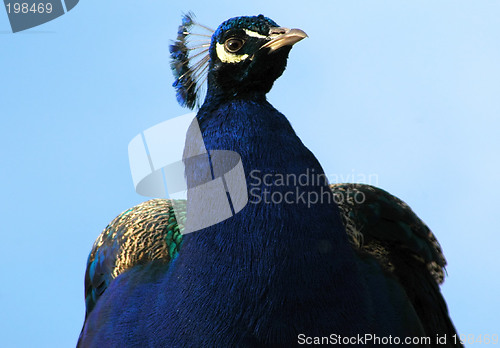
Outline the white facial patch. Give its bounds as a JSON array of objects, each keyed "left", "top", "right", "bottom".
[
  {"left": 216, "top": 43, "right": 250, "bottom": 63},
  {"left": 243, "top": 29, "right": 268, "bottom": 39}
]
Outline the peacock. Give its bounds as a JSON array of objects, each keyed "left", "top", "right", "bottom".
[{"left": 78, "top": 14, "right": 462, "bottom": 347}]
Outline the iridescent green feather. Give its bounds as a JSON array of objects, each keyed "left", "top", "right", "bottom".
[{"left": 83, "top": 199, "right": 186, "bottom": 316}]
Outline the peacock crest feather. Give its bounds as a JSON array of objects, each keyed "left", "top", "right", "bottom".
[{"left": 169, "top": 12, "right": 213, "bottom": 109}]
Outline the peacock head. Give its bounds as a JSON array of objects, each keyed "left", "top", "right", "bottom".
[{"left": 170, "top": 14, "right": 307, "bottom": 108}]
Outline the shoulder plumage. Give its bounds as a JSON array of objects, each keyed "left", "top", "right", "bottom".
[
  {"left": 331, "top": 183, "right": 446, "bottom": 284},
  {"left": 83, "top": 199, "right": 186, "bottom": 316},
  {"left": 331, "top": 183, "right": 460, "bottom": 340}
]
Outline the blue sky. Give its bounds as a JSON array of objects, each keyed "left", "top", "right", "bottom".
[{"left": 1, "top": 1, "right": 499, "bottom": 346}]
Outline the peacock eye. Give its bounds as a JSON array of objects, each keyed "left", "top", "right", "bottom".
[{"left": 224, "top": 38, "right": 245, "bottom": 53}]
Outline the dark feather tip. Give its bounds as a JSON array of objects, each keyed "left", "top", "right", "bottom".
[
  {"left": 182, "top": 12, "right": 195, "bottom": 27},
  {"left": 169, "top": 12, "right": 211, "bottom": 109}
]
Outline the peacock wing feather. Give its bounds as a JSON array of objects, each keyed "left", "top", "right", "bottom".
[
  {"left": 332, "top": 183, "right": 460, "bottom": 345},
  {"left": 82, "top": 199, "right": 186, "bottom": 318}
]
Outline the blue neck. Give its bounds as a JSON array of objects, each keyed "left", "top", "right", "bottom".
[
  {"left": 161, "top": 97, "right": 369, "bottom": 344},
  {"left": 181, "top": 96, "right": 356, "bottom": 273}
]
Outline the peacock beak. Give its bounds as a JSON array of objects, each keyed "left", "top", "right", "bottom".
[{"left": 260, "top": 27, "right": 308, "bottom": 52}]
